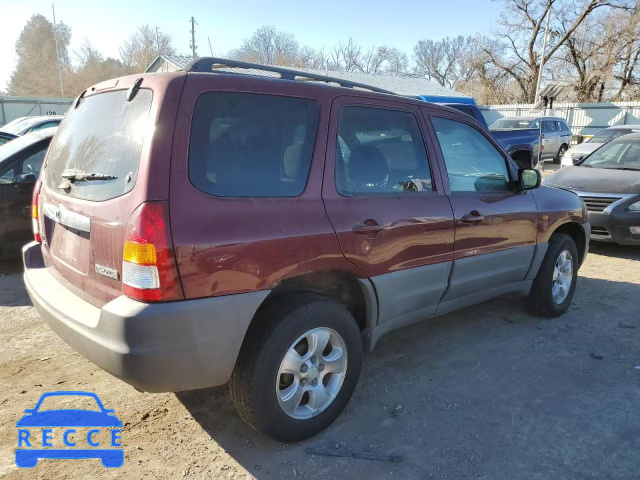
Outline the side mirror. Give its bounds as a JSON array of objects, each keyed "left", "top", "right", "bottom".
[
  {"left": 518, "top": 169, "right": 541, "bottom": 191},
  {"left": 14, "top": 173, "right": 36, "bottom": 186}
]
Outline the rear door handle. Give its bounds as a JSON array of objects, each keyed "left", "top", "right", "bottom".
[
  {"left": 461, "top": 211, "right": 485, "bottom": 224},
  {"left": 352, "top": 219, "right": 384, "bottom": 235}
]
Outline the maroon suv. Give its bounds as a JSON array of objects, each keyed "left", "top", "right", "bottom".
[{"left": 23, "top": 58, "right": 590, "bottom": 442}]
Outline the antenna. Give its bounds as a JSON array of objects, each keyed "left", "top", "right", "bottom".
[
  {"left": 189, "top": 17, "right": 198, "bottom": 57},
  {"left": 208, "top": 37, "right": 213, "bottom": 56}
]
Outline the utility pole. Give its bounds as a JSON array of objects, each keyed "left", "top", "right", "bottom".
[
  {"left": 534, "top": 6, "right": 551, "bottom": 105},
  {"left": 156, "top": 26, "right": 161, "bottom": 56},
  {"left": 51, "top": 4, "right": 64, "bottom": 96},
  {"left": 189, "top": 17, "right": 197, "bottom": 58}
]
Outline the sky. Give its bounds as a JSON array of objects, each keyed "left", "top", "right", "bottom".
[{"left": 0, "top": 0, "right": 500, "bottom": 93}]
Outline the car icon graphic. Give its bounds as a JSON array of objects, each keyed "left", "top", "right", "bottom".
[{"left": 15, "top": 391, "right": 123, "bottom": 468}]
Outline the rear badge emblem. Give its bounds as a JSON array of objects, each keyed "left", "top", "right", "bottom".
[{"left": 95, "top": 264, "right": 119, "bottom": 281}]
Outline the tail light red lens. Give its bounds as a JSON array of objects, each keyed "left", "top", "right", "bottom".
[
  {"left": 122, "top": 202, "right": 183, "bottom": 302},
  {"left": 32, "top": 180, "right": 42, "bottom": 243}
]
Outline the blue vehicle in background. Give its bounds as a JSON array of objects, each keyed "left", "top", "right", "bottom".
[
  {"left": 15, "top": 391, "right": 123, "bottom": 468},
  {"left": 419, "top": 95, "right": 540, "bottom": 170}
]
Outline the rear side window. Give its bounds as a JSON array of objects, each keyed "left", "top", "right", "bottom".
[
  {"left": 188, "top": 93, "right": 319, "bottom": 197},
  {"left": 449, "top": 105, "right": 472, "bottom": 117},
  {"left": 335, "top": 106, "right": 432, "bottom": 195},
  {"left": 44, "top": 89, "right": 152, "bottom": 201},
  {"left": 31, "top": 121, "right": 59, "bottom": 132}
]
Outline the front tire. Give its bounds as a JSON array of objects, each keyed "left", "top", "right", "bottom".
[
  {"left": 528, "top": 233, "right": 578, "bottom": 317},
  {"left": 229, "top": 294, "right": 362, "bottom": 442}
]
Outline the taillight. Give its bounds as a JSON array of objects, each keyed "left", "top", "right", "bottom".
[
  {"left": 540, "top": 133, "right": 545, "bottom": 152},
  {"left": 122, "top": 202, "right": 183, "bottom": 302},
  {"left": 32, "top": 180, "right": 42, "bottom": 243}
]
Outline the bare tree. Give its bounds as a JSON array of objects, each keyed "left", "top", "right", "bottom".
[
  {"left": 68, "top": 39, "right": 130, "bottom": 94},
  {"left": 381, "top": 47, "right": 409, "bottom": 75},
  {"left": 484, "top": 0, "right": 633, "bottom": 102},
  {"left": 322, "top": 38, "right": 408, "bottom": 75},
  {"left": 229, "top": 25, "right": 300, "bottom": 66},
  {"left": 332, "top": 38, "right": 364, "bottom": 72},
  {"left": 120, "top": 24, "right": 175, "bottom": 71},
  {"left": 414, "top": 36, "right": 474, "bottom": 88},
  {"left": 8, "top": 14, "right": 72, "bottom": 96},
  {"left": 612, "top": 9, "right": 640, "bottom": 99},
  {"left": 76, "top": 38, "right": 103, "bottom": 68},
  {"left": 453, "top": 35, "right": 518, "bottom": 104}
]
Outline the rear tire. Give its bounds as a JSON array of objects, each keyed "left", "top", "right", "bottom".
[
  {"left": 553, "top": 145, "right": 567, "bottom": 164},
  {"left": 528, "top": 233, "right": 578, "bottom": 317},
  {"left": 229, "top": 293, "right": 362, "bottom": 442}
]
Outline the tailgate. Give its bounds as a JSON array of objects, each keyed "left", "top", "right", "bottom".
[
  {"left": 39, "top": 189, "right": 132, "bottom": 307},
  {"left": 36, "top": 75, "right": 183, "bottom": 308}
]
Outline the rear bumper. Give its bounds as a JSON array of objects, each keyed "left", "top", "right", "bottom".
[{"left": 23, "top": 242, "right": 269, "bottom": 392}]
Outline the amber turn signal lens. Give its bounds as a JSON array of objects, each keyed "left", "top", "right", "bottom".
[{"left": 123, "top": 241, "right": 157, "bottom": 264}]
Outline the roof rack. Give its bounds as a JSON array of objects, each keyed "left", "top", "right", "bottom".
[{"left": 182, "top": 57, "right": 395, "bottom": 95}]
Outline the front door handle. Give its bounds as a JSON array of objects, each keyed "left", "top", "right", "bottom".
[
  {"left": 461, "top": 211, "right": 485, "bottom": 224},
  {"left": 352, "top": 219, "right": 384, "bottom": 235}
]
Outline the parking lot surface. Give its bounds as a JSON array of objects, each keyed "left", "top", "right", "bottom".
[{"left": 1, "top": 242, "right": 639, "bottom": 479}]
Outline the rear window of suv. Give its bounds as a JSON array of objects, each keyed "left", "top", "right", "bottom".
[
  {"left": 44, "top": 89, "right": 152, "bottom": 201},
  {"left": 188, "top": 92, "right": 319, "bottom": 197}
]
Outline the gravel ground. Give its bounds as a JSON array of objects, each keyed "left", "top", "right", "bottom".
[{"left": 0, "top": 241, "right": 639, "bottom": 480}]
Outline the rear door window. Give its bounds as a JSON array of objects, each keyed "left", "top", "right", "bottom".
[
  {"left": 43, "top": 89, "right": 152, "bottom": 201},
  {"left": 188, "top": 92, "right": 319, "bottom": 197}
]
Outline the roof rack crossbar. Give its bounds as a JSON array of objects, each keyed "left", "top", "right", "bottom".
[{"left": 183, "top": 57, "right": 395, "bottom": 95}]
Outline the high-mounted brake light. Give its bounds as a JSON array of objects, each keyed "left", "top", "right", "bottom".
[
  {"left": 122, "top": 202, "right": 183, "bottom": 302},
  {"left": 32, "top": 180, "right": 42, "bottom": 243}
]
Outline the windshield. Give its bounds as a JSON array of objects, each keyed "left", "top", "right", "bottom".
[
  {"left": 582, "top": 138, "right": 640, "bottom": 170},
  {"left": 587, "top": 128, "right": 634, "bottom": 144},
  {"left": 1, "top": 116, "right": 47, "bottom": 135},
  {"left": 490, "top": 118, "right": 539, "bottom": 129},
  {"left": 43, "top": 89, "right": 152, "bottom": 201},
  {"left": 0, "top": 131, "right": 49, "bottom": 162}
]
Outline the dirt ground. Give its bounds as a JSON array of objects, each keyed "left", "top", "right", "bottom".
[{"left": 0, "top": 239, "right": 639, "bottom": 479}]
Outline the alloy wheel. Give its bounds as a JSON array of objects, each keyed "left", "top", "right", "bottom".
[
  {"left": 276, "top": 327, "right": 347, "bottom": 419},
  {"left": 552, "top": 249, "right": 573, "bottom": 304}
]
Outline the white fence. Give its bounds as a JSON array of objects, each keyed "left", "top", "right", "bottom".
[
  {"left": 479, "top": 101, "right": 640, "bottom": 136},
  {"left": 0, "top": 96, "right": 73, "bottom": 127}
]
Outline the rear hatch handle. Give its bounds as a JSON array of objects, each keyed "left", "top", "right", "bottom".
[{"left": 43, "top": 203, "right": 91, "bottom": 233}]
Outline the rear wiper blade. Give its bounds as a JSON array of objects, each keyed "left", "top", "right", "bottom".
[{"left": 61, "top": 170, "right": 117, "bottom": 182}]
